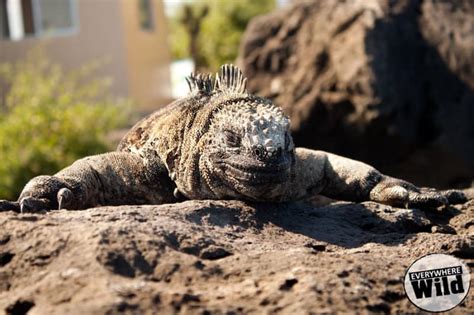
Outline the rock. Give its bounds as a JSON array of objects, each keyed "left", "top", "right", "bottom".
[
  {"left": 0, "top": 200, "right": 472, "bottom": 313},
  {"left": 239, "top": 0, "right": 474, "bottom": 188}
]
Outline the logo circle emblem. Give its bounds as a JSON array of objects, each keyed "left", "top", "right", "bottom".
[{"left": 404, "top": 254, "right": 470, "bottom": 312}]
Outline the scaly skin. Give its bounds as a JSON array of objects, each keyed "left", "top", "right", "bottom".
[{"left": 0, "top": 65, "right": 470, "bottom": 212}]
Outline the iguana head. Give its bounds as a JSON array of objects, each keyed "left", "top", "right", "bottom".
[{"left": 185, "top": 65, "right": 295, "bottom": 201}]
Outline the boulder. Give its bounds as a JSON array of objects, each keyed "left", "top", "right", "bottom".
[
  {"left": 0, "top": 200, "right": 472, "bottom": 313},
  {"left": 239, "top": 0, "right": 474, "bottom": 188}
]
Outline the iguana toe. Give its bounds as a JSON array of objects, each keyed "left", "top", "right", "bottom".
[
  {"left": 370, "top": 179, "right": 449, "bottom": 209},
  {"left": 439, "top": 189, "right": 468, "bottom": 205},
  {"left": 0, "top": 200, "right": 20, "bottom": 212},
  {"left": 19, "top": 197, "right": 51, "bottom": 213},
  {"left": 407, "top": 190, "right": 448, "bottom": 209}
]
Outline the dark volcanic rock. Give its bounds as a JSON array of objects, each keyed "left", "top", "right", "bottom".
[
  {"left": 239, "top": 0, "right": 474, "bottom": 188},
  {"left": 0, "top": 200, "right": 472, "bottom": 313}
]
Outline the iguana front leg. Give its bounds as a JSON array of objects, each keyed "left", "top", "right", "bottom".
[
  {"left": 0, "top": 152, "right": 176, "bottom": 212},
  {"left": 291, "top": 148, "right": 469, "bottom": 208}
]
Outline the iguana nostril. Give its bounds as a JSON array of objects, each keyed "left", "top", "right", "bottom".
[
  {"left": 253, "top": 145, "right": 266, "bottom": 160},
  {"left": 253, "top": 145, "right": 284, "bottom": 160}
]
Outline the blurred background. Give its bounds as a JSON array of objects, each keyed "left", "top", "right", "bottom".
[{"left": 0, "top": 0, "right": 473, "bottom": 200}]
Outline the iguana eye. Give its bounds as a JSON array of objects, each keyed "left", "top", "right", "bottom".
[{"left": 223, "top": 130, "right": 241, "bottom": 147}]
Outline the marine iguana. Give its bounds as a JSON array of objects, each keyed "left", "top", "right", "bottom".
[{"left": 0, "top": 65, "right": 469, "bottom": 212}]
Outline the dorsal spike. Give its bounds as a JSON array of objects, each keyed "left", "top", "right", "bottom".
[
  {"left": 215, "top": 64, "right": 248, "bottom": 94},
  {"left": 185, "top": 73, "right": 213, "bottom": 95}
]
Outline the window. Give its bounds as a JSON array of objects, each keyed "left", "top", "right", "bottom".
[
  {"left": 0, "top": 0, "right": 78, "bottom": 40},
  {"left": 37, "top": 0, "right": 75, "bottom": 33},
  {"left": 21, "top": 0, "right": 36, "bottom": 35},
  {"left": 0, "top": 1, "right": 9, "bottom": 38},
  {"left": 138, "top": 0, "right": 154, "bottom": 31}
]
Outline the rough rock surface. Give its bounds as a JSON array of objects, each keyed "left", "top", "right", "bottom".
[
  {"left": 239, "top": 0, "right": 474, "bottom": 188},
  {"left": 0, "top": 200, "right": 472, "bottom": 314}
]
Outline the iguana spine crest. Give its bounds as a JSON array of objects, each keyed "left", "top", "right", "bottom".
[
  {"left": 215, "top": 64, "right": 248, "bottom": 94},
  {"left": 185, "top": 73, "right": 213, "bottom": 94},
  {"left": 185, "top": 65, "right": 248, "bottom": 96}
]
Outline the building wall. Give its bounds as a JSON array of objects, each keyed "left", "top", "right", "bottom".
[
  {"left": 120, "top": 0, "right": 172, "bottom": 110},
  {"left": 0, "top": 0, "right": 172, "bottom": 110},
  {"left": 0, "top": 0, "right": 130, "bottom": 99}
]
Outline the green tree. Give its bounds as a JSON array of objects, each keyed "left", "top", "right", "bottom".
[
  {"left": 0, "top": 49, "right": 131, "bottom": 200},
  {"left": 169, "top": 0, "right": 275, "bottom": 71}
]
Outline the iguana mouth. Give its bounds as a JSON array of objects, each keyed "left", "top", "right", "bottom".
[
  {"left": 227, "top": 160, "right": 289, "bottom": 174},
  {"left": 222, "top": 157, "right": 291, "bottom": 184}
]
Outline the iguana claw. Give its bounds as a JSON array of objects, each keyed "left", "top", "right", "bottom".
[{"left": 57, "top": 188, "right": 74, "bottom": 210}]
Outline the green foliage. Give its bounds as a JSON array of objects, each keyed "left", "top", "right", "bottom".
[
  {"left": 169, "top": 0, "right": 275, "bottom": 71},
  {"left": 169, "top": 12, "right": 191, "bottom": 61},
  {"left": 0, "top": 49, "right": 131, "bottom": 200}
]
